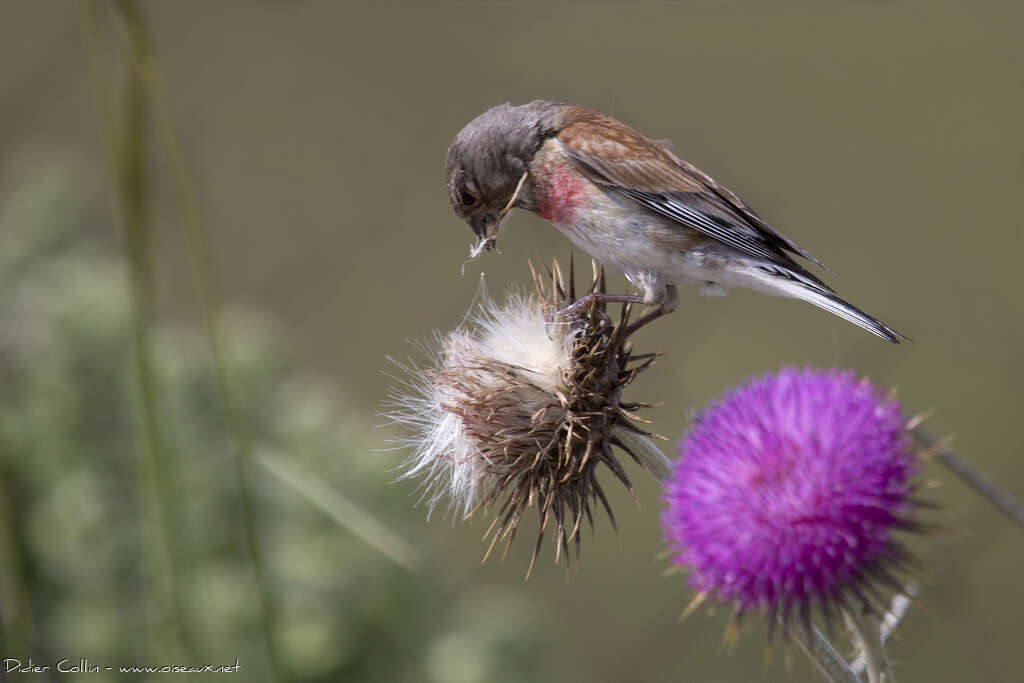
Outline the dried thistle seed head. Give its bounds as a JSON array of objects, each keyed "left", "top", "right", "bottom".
[{"left": 387, "top": 257, "right": 668, "bottom": 575}]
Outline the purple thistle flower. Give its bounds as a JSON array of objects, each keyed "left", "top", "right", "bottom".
[{"left": 661, "top": 368, "right": 917, "bottom": 623}]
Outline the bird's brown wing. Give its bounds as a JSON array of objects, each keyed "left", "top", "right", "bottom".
[{"left": 555, "top": 115, "right": 828, "bottom": 284}]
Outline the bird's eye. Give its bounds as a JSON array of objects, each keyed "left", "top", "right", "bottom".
[{"left": 461, "top": 190, "right": 476, "bottom": 206}]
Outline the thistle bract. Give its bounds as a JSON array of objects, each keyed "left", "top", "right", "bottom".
[{"left": 661, "top": 368, "right": 917, "bottom": 624}]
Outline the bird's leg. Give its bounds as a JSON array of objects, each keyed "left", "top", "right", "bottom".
[
  {"left": 557, "top": 292, "right": 646, "bottom": 322},
  {"left": 622, "top": 284, "right": 678, "bottom": 338}
]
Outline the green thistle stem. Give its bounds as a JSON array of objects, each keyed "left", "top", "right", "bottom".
[
  {"left": 107, "top": 2, "right": 287, "bottom": 679},
  {"left": 78, "top": 0, "right": 198, "bottom": 660},
  {"left": 844, "top": 610, "right": 892, "bottom": 683},
  {"left": 912, "top": 425, "right": 1024, "bottom": 531},
  {"left": 786, "top": 618, "right": 863, "bottom": 683}
]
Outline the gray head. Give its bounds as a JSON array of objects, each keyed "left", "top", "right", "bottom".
[{"left": 444, "top": 100, "right": 562, "bottom": 249}]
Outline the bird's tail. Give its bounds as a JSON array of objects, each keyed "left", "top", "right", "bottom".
[
  {"left": 795, "top": 286, "right": 906, "bottom": 343},
  {"left": 745, "top": 265, "right": 907, "bottom": 344}
]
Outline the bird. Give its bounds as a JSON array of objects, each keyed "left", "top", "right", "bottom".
[{"left": 443, "top": 100, "right": 905, "bottom": 343}]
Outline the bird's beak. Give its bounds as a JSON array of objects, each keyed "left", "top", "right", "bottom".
[
  {"left": 467, "top": 173, "right": 527, "bottom": 255},
  {"left": 470, "top": 214, "right": 499, "bottom": 252}
]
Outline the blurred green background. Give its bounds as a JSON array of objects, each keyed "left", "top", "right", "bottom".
[{"left": 1, "top": 1, "right": 1022, "bottom": 681}]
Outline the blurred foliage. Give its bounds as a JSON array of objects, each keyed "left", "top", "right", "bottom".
[{"left": 0, "top": 157, "right": 556, "bottom": 682}]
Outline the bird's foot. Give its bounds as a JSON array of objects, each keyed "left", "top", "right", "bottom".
[
  {"left": 554, "top": 285, "right": 678, "bottom": 340},
  {"left": 621, "top": 284, "right": 678, "bottom": 338},
  {"left": 555, "top": 292, "right": 645, "bottom": 324}
]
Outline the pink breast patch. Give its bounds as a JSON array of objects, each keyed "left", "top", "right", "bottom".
[{"left": 535, "top": 163, "right": 585, "bottom": 225}]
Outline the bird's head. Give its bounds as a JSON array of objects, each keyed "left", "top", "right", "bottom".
[{"left": 444, "top": 101, "right": 557, "bottom": 251}]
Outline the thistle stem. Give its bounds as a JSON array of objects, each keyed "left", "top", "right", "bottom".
[
  {"left": 108, "top": 2, "right": 288, "bottom": 679},
  {"left": 851, "top": 585, "right": 916, "bottom": 677},
  {"left": 911, "top": 426, "right": 1024, "bottom": 531},
  {"left": 80, "top": 0, "right": 199, "bottom": 660},
  {"left": 844, "top": 610, "right": 893, "bottom": 683},
  {"left": 785, "top": 617, "right": 863, "bottom": 683}
]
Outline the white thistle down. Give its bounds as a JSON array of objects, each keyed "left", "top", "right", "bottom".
[{"left": 391, "top": 295, "right": 576, "bottom": 516}]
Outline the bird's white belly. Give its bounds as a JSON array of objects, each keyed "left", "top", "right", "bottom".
[{"left": 550, "top": 189, "right": 735, "bottom": 297}]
